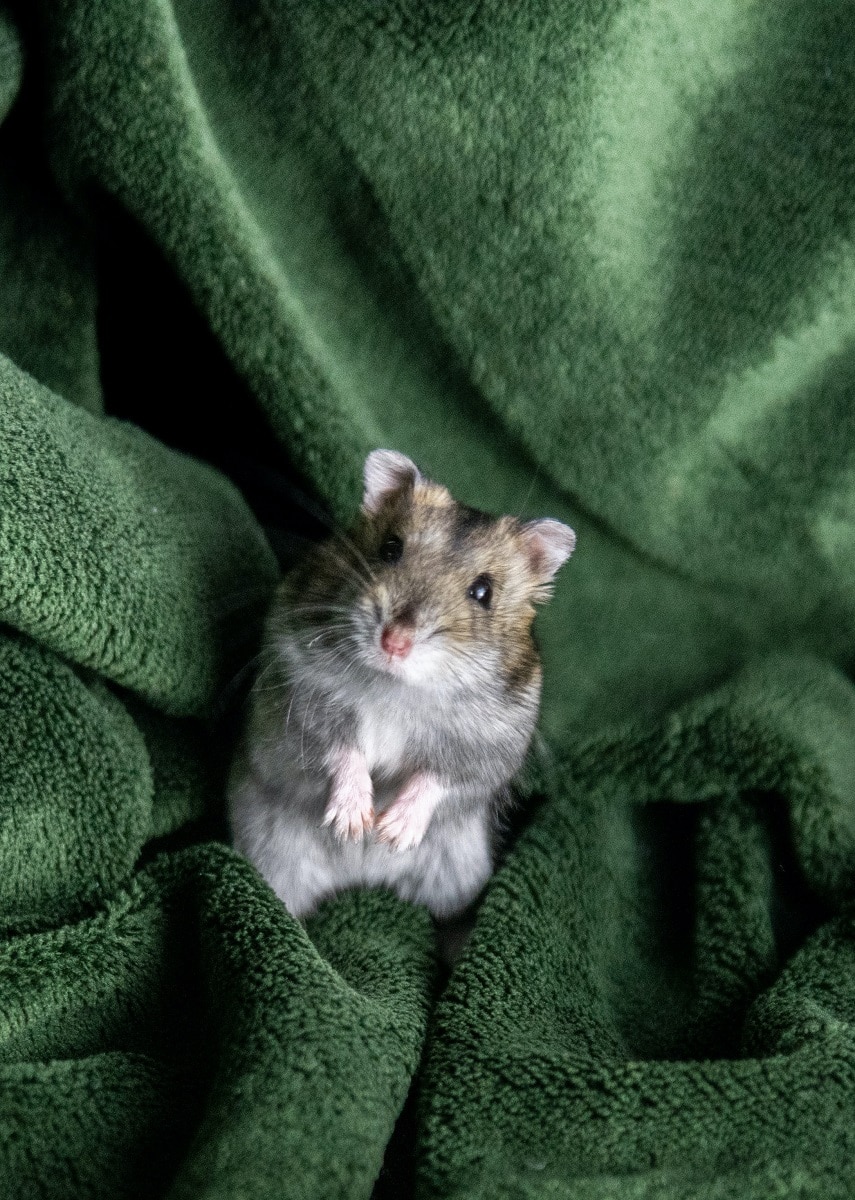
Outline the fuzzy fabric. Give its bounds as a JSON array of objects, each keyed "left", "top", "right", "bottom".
[{"left": 1, "top": 1, "right": 855, "bottom": 1195}]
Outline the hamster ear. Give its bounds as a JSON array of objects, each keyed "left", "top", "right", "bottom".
[
  {"left": 362, "top": 450, "right": 421, "bottom": 514},
  {"left": 520, "top": 518, "right": 576, "bottom": 584}
]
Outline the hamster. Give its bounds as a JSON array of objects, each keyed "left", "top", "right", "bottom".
[{"left": 227, "top": 450, "right": 575, "bottom": 920}]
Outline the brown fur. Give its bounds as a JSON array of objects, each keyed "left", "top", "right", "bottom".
[
  {"left": 229, "top": 451, "right": 574, "bottom": 921},
  {"left": 281, "top": 477, "right": 553, "bottom": 703}
]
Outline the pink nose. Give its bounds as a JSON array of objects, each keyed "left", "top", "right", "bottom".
[{"left": 380, "top": 623, "right": 414, "bottom": 659}]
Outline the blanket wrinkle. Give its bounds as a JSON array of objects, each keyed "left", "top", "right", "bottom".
[
  {"left": 0, "top": 0, "right": 853, "bottom": 1196},
  {"left": 418, "top": 661, "right": 855, "bottom": 1196}
]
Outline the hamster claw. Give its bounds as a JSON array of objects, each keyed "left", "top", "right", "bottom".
[
  {"left": 322, "top": 794, "right": 374, "bottom": 842},
  {"left": 375, "top": 774, "right": 440, "bottom": 851},
  {"left": 375, "top": 813, "right": 425, "bottom": 852}
]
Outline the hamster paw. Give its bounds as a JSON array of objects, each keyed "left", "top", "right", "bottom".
[
  {"left": 375, "top": 773, "right": 442, "bottom": 852},
  {"left": 324, "top": 749, "right": 374, "bottom": 842},
  {"left": 323, "top": 783, "right": 374, "bottom": 842},
  {"left": 375, "top": 805, "right": 427, "bottom": 851}
]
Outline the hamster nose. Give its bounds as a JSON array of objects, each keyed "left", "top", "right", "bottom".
[{"left": 380, "top": 622, "right": 415, "bottom": 659}]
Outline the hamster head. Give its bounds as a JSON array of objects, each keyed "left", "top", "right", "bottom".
[{"left": 306, "top": 450, "right": 575, "bottom": 692}]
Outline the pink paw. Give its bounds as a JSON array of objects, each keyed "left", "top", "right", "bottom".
[
  {"left": 375, "top": 775, "right": 441, "bottom": 852},
  {"left": 323, "top": 782, "right": 373, "bottom": 842},
  {"left": 323, "top": 751, "right": 373, "bottom": 842}
]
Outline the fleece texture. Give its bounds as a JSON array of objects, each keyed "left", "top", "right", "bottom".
[{"left": 1, "top": 0, "right": 854, "bottom": 1195}]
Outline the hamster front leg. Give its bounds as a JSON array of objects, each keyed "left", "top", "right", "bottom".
[
  {"left": 375, "top": 772, "right": 445, "bottom": 851},
  {"left": 322, "top": 745, "right": 374, "bottom": 842}
]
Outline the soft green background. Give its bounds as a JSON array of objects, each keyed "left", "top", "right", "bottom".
[{"left": 1, "top": 1, "right": 854, "bottom": 1195}]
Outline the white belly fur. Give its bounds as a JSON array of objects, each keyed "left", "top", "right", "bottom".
[
  {"left": 232, "top": 769, "right": 493, "bottom": 920},
  {"left": 357, "top": 702, "right": 410, "bottom": 781},
  {"left": 231, "top": 678, "right": 499, "bottom": 919}
]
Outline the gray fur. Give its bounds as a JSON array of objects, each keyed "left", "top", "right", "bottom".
[
  {"left": 227, "top": 450, "right": 573, "bottom": 920},
  {"left": 228, "top": 621, "right": 537, "bottom": 918}
]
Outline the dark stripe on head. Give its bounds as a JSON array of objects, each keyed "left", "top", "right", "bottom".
[{"left": 451, "top": 503, "right": 494, "bottom": 546}]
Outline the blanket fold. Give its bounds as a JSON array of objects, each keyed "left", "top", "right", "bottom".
[
  {"left": 1, "top": 0, "right": 855, "bottom": 1196},
  {"left": 418, "top": 656, "right": 855, "bottom": 1198},
  {"left": 0, "top": 846, "right": 434, "bottom": 1199},
  {"left": 0, "top": 354, "right": 277, "bottom": 714}
]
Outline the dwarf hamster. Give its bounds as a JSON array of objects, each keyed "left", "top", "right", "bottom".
[{"left": 227, "top": 450, "right": 575, "bottom": 920}]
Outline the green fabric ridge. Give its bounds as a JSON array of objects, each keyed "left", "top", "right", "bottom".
[
  {"left": 0, "top": 847, "right": 432, "bottom": 1199},
  {"left": 418, "top": 657, "right": 855, "bottom": 1198},
  {"left": 0, "top": 355, "right": 277, "bottom": 715},
  {"left": 169, "top": 862, "right": 434, "bottom": 1200},
  {"left": 0, "top": 630, "right": 150, "bottom": 928},
  {"left": 0, "top": 0, "right": 852, "bottom": 1195}
]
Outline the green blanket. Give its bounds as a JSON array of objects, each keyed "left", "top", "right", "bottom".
[{"left": 2, "top": 1, "right": 855, "bottom": 1195}]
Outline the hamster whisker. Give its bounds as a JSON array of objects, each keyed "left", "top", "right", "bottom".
[
  {"left": 218, "top": 642, "right": 285, "bottom": 704},
  {"left": 321, "top": 521, "right": 376, "bottom": 578},
  {"left": 275, "top": 611, "right": 356, "bottom": 641},
  {"left": 315, "top": 537, "right": 377, "bottom": 586},
  {"left": 294, "top": 617, "right": 354, "bottom": 630},
  {"left": 308, "top": 563, "right": 372, "bottom": 602},
  {"left": 300, "top": 681, "right": 325, "bottom": 768},
  {"left": 305, "top": 624, "right": 354, "bottom": 649},
  {"left": 326, "top": 636, "right": 372, "bottom": 683},
  {"left": 510, "top": 465, "right": 542, "bottom": 522},
  {"left": 282, "top": 688, "right": 297, "bottom": 740},
  {"left": 251, "top": 655, "right": 289, "bottom": 693},
  {"left": 335, "top": 536, "right": 375, "bottom": 582},
  {"left": 241, "top": 464, "right": 376, "bottom": 584},
  {"left": 323, "top": 630, "right": 362, "bottom": 664},
  {"left": 283, "top": 603, "right": 355, "bottom": 618},
  {"left": 323, "top": 551, "right": 376, "bottom": 594}
]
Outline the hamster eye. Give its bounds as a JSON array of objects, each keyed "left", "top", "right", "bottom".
[
  {"left": 467, "top": 574, "right": 492, "bottom": 609},
  {"left": 379, "top": 534, "right": 404, "bottom": 564}
]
